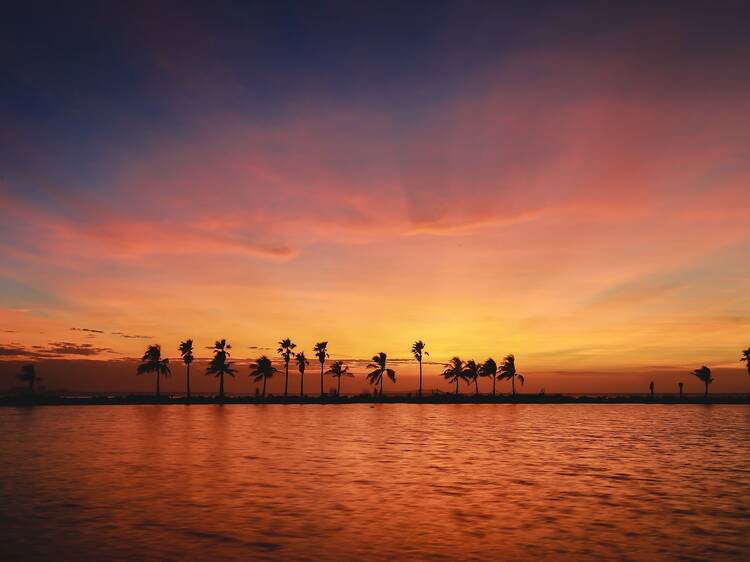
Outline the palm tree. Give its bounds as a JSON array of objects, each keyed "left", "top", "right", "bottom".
[
  {"left": 205, "top": 339, "right": 235, "bottom": 400},
  {"left": 678, "top": 381, "right": 684, "bottom": 398},
  {"left": 498, "top": 354, "right": 524, "bottom": 397},
  {"left": 326, "top": 361, "right": 353, "bottom": 396},
  {"left": 179, "top": 339, "right": 194, "bottom": 399},
  {"left": 464, "top": 359, "right": 481, "bottom": 396},
  {"left": 367, "top": 352, "right": 396, "bottom": 396},
  {"left": 313, "top": 342, "right": 329, "bottom": 397},
  {"left": 137, "top": 344, "right": 171, "bottom": 398},
  {"left": 411, "top": 340, "right": 428, "bottom": 397},
  {"left": 277, "top": 338, "right": 297, "bottom": 397},
  {"left": 741, "top": 348, "right": 750, "bottom": 375},
  {"left": 691, "top": 365, "right": 713, "bottom": 398},
  {"left": 296, "top": 351, "right": 310, "bottom": 397},
  {"left": 649, "top": 381, "right": 654, "bottom": 397},
  {"left": 249, "top": 356, "right": 278, "bottom": 398},
  {"left": 17, "top": 364, "right": 38, "bottom": 394},
  {"left": 441, "top": 356, "right": 468, "bottom": 396},
  {"left": 480, "top": 358, "right": 498, "bottom": 396}
]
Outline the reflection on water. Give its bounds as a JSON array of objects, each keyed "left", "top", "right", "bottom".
[{"left": 0, "top": 405, "right": 748, "bottom": 561}]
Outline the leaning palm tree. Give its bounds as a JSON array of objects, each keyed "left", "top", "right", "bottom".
[
  {"left": 205, "top": 340, "right": 236, "bottom": 400},
  {"left": 17, "top": 364, "right": 38, "bottom": 395},
  {"left": 367, "top": 352, "right": 396, "bottom": 396},
  {"left": 691, "top": 365, "right": 713, "bottom": 398},
  {"left": 137, "top": 344, "right": 171, "bottom": 398},
  {"left": 296, "top": 351, "right": 310, "bottom": 397},
  {"left": 481, "top": 358, "right": 498, "bottom": 396},
  {"left": 411, "top": 340, "right": 428, "bottom": 397},
  {"left": 249, "top": 355, "right": 278, "bottom": 398},
  {"left": 326, "top": 361, "right": 353, "bottom": 396},
  {"left": 277, "top": 338, "right": 297, "bottom": 397},
  {"left": 179, "top": 339, "right": 194, "bottom": 399},
  {"left": 498, "top": 354, "right": 524, "bottom": 397},
  {"left": 441, "top": 356, "right": 468, "bottom": 396},
  {"left": 463, "top": 359, "right": 481, "bottom": 396},
  {"left": 313, "top": 342, "right": 329, "bottom": 397},
  {"left": 741, "top": 348, "right": 750, "bottom": 375}
]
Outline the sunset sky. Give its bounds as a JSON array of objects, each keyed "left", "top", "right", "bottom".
[{"left": 1, "top": 1, "right": 749, "bottom": 392}]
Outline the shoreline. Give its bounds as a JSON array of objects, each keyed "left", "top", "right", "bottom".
[{"left": 2, "top": 394, "right": 749, "bottom": 406}]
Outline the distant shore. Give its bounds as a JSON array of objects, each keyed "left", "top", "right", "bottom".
[{"left": 2, "top": 394, "right": 749, "bottom": 406}]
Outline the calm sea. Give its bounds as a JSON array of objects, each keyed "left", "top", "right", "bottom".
[{"left": 0, "top": 404, "right": 748, "bottom": 561}]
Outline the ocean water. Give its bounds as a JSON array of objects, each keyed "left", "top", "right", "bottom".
[{"left": 0, "top": 404, "right": 748, "bottom": 561}]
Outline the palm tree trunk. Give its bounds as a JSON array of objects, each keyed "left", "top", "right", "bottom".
[
  {"left": 380, "top": 375, "right": 383, "bottom": 396},
  {"left": 219, "top": 373, "right": 224, "bottom": 400},
  {"left": 705, "top": 381, "right": 708, "bottom": 398},
  {"left": 455, "top": 379, "right": 459, "bottom": 395},
  {"left": 512, "top": 375, "right": 516, "bottom": 396},
  {"left": 263, "top": 376, "right": 267, "bottom": 398},
  {"left": 475, "top": 378, "right": 479, "bottom": 396},
  {"left": 156, "top": 373, "right": 160, "bottom": 398},
  {"left": 320, "top": 364, "right": 324, "bottom": 397},
  {"left": 418, "top": 360, "right": 422, "bottom": 398},
  {"left": 300, "top": 372, "right": 304, "bottom": 397},
  {"left": 492, "top": 375, "right": 496, "bottom": 396},
  {"left": 284, "top": 363, "right": 289, "bottom": 397},
  {"left": 337, "top": 377, "right": 341, "bottom": 396},
  {"left": 186, "top": 364, "right": 191, "bottom": 400}
]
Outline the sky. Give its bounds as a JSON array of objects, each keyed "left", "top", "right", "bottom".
[{"left": 1, "top": 0, "right": 749, "bottom": 393}]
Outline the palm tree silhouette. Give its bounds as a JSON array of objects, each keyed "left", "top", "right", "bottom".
[
  {"left": 137, "top": 344, "right": 171, "bottom": 398},
  {"left": 367, "top": 352, "right": 396, "bottom": 396},
  {"left": 411, "top": 340, "right": 428, "bottom": 397},
  {"left": 649, "top": 381, "right": 654, "bottom": 397},
  {"left": 326, "top": 360, "right": 353, "bottom": 396},
  {"left": 277, "top": 338, "right": 297, "bottom": 397},
  {"left": 249, "top": 356, "right": 278, "bottom": 398},
  {"left": 678, "top": 381, "right": 684, "bottom": 398},
  {"left": 179, "top": 339, "right": 194, "bottom": 399},
  {"left": 205, "top": 339, "right": 235, "bottom": 400},
  {"left": 296, "top": 351, "right": 309, "bottom": 397},
  {"left": 480, "top": 358, "right": 498, "bottom": 396},
  {"left": 313, "top": 342, "right": 329, "bottom": 397},
  {"left": 741, "top": 348, "right": 750, "bottom": 375},
  {"left": 498, "top": 354, "right": 524, "bottom": 396},
  {"left": 441, "top": 357, "right": 468, "bottom": 395},
  {"left": 691, "top": 365, "right": 713, "bottom": 398},
  {"left": 17, "top": 364, "right": 38, "bottom": 394},
  {"left": 464, "top": 359, "right": 481, "bottom": 396}
]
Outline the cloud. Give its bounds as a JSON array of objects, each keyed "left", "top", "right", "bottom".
[
  {"left": 70, "top": 327, "right": 104, "bottom": 333},
  {"left": 111, "top": 332, "right": 152, "bottom": 339},
  {"left": 0, "top": 341, "right": 117, "bottom": 359}
]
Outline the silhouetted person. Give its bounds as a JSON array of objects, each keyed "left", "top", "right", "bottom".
[
  {"left": 206, "top": 339, "right": 236, "bottom": 400},
  {"left": 678, "top": 382, "right": 684, "bottom": 399},
  {"left": 441, "top": 357, "right": 467, "bottom": 396},
  {"left": 179, "top": 339, "right": 194, "bottom": 400},
  {"left": 366, "top": 352, "right": 396, "bottom": 396},
  {"left": 249, "top": 356, "right": 277, "bottom": 398},
  {"left": 137, "top": 344, "right": 171, "bottom": 398},
  {"left": 498, "top": 354, "right": 525, "bottom": 397},
  {"left": 17, "top": 364, "right": 38, "bottom": 395},
  {"left": 296, "top": 351, "right": 309, "bottom": 397},
  {"left": 326, "top": 360, "right": 353, "bottom": 396},
  {"left": 411, "top": 340, "right": 428, "bottom": 398},
  {"left": 691, "top": 366, "right": 713, "bottom": 398},
  {"left": 649, "top": 381, "right": 654, "bottom": 397},
  {"left": 277, "top": 338, "right": 296, "bottom": 397},
  {"left": 480, "top": 358, "right": 498, "bottom": 396},
  {"left": 463, "top": 359, "right": 481, "bottom": 395},
  {"left": 313, "top": 342, "right": 329, "bottom": 397}
]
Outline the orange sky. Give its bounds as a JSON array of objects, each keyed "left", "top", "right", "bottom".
[{"left": 1, "top": 2, "right": 749, "bottom": 392}]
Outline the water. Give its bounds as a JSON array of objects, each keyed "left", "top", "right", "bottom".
[{"left": 0, "top": 405, "right": 748, "bottom": 561}]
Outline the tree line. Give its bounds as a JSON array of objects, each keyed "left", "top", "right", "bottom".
[{"left": 13, "top": 343, "right": 750, "bottom": 399}]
